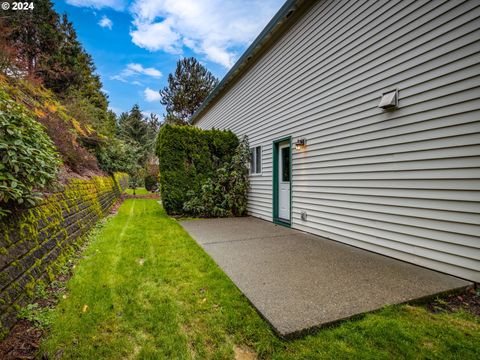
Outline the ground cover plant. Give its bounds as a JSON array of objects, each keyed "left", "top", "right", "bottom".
[{"left": 40, "top": 199, "right": 480, "bottom": 359}]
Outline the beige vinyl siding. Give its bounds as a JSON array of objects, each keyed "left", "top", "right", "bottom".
[{"left": 195, "top": 0, "right": 480, "bottom": 282}]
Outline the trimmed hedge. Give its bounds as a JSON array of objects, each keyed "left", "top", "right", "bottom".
[
  {"left": 156, "top": 125, "right": 238, "bottom": 214},
  {"left": 183, "top": 135, "right": 250, "bottom": 217}
]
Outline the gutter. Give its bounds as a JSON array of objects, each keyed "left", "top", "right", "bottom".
[{"left": 190, "top": 0, "right": 311, "bottom": 125}]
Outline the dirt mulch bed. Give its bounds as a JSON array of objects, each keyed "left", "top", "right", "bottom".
[
  {"left": 427, "top": 287, "right": 480, "bottom": 316},
  {"left": 109, "top": 196, "right": 125, "bottom": 214},
  {"left": 0, "top": 320, "right": 43, "bottom": 360},
  {"left": 0, "top": 269, "right": 76, "bottom": 359}
]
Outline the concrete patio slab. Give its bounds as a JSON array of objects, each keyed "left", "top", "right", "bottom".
[{"left": 180, "top": 217, "right": 471, "bottom": 338}]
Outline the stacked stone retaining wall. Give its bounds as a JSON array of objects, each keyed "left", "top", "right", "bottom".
[{"left": 0, "top": 173, "right": 128, "bottom": 336}]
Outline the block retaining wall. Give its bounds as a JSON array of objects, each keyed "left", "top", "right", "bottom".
[{"left": 0, "top": 173, "right": 128, "bottom": 336}]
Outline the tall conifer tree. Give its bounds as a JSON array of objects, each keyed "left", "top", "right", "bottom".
[{"left": 160, "top": 57, "right": 218, "bottom": 125}]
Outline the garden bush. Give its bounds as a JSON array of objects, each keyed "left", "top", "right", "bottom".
[
  {"left": 0, "top": 89, "right": 61, "bottom": 216},
  {"left": 156, "top": 124, "right": 239, "bottom": 214},
  {"left": 144, "top": 174, "right": 158, "bottom": 192},
  {"left": 183, "top": 135, "right": 250, "bottom": 217}
]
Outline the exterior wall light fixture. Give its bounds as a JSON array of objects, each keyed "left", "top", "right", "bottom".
[
  {"left": 378, "top": 89, "right": 398, "bottom": 110},
  {"left": 295, "top": 138, "right": 307, "bottom": 150}
]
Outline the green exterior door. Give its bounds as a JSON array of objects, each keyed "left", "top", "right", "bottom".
[{"left": 273, "top": 137, "right": 292, "bottom": 227}]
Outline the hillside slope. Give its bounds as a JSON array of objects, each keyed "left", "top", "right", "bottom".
[{"left": 1, "top": 75, "right": 105, "bottom": 178}]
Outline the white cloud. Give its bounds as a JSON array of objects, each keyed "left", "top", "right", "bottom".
[
  {"left": 66, "top": 0, "right": 126, "bottom": 11},
  {"left": 65, "top": 0, "right": 284, "bottom": 68},
  {"left": 129, "top": 0, "right": 284, "bottom": 68},
  {"left": 144, "top": 87, "right": 161, "bottom": 102},
  {"left": 111, "top": 63, "right": 162, "bottom": 82},
  {"left": 98, "top": 15, "right": 113, "bottom": 29},
  {"left": 126, "top": 63, "right": 162, "bottom": 77},
  {"left": 130, "top": 18, "right": 182, "bottom": 54},
  {"left": 111, "top": 75, "right": 128, "bottom": 83}
]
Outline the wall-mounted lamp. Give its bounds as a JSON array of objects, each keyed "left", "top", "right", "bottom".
[
  {"left": 378, "top": 89, "right": 398, "bottom": 110},
  {"left": 295, "top": 138, "right": 307, "bottom": 150}
]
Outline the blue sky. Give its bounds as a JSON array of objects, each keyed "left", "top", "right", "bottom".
[{"left": 52, "top": 0, "right": 285, "bottom": 119}]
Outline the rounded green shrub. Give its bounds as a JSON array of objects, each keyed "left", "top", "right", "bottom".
[
  {"left": 144, "top": 174, "right": 158, "bottom": 192},
  {"left": 0, "top": 90, "right": 61, "bottom": 216}
]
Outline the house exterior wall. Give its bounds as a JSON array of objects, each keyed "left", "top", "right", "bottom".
[{"left": 195, "top": 0, "right": 480, "bottom": 282}]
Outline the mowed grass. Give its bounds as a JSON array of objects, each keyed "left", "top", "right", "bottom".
[
  {"left": 124, "top": 187, "right": 150, "bottom": 195},
  {"left": 42, "top": 199, "right": 480, "bottom": 359}
]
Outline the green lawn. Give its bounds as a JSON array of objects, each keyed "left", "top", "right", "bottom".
[
  {"left": 42, "top": 199, "right": 480, "bottom": 359},
  {"left": 124, "top": 187, "right": 150, "bottom": 195}
]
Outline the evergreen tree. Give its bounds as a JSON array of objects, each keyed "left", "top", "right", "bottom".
[
  {"left": 106, "top": 105, "right": 158, "bottom": 191},
  {"left": 38, "top": 14, "right": 83, "bottom": 93},
  {"left": 117, "top": 105, "right": 157, "bottom": 167},
  {"left": 118, "top": 105, "right": 148, "bottom": 144},
  {"left": 147, "top": 113, "right": 160, "bottom": 133},
  {"left": 5, "top": 0, "right": 59, "bottom": 76},
  {"left": 160, "top": 57, "right": 218, "bottom": 125}
]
